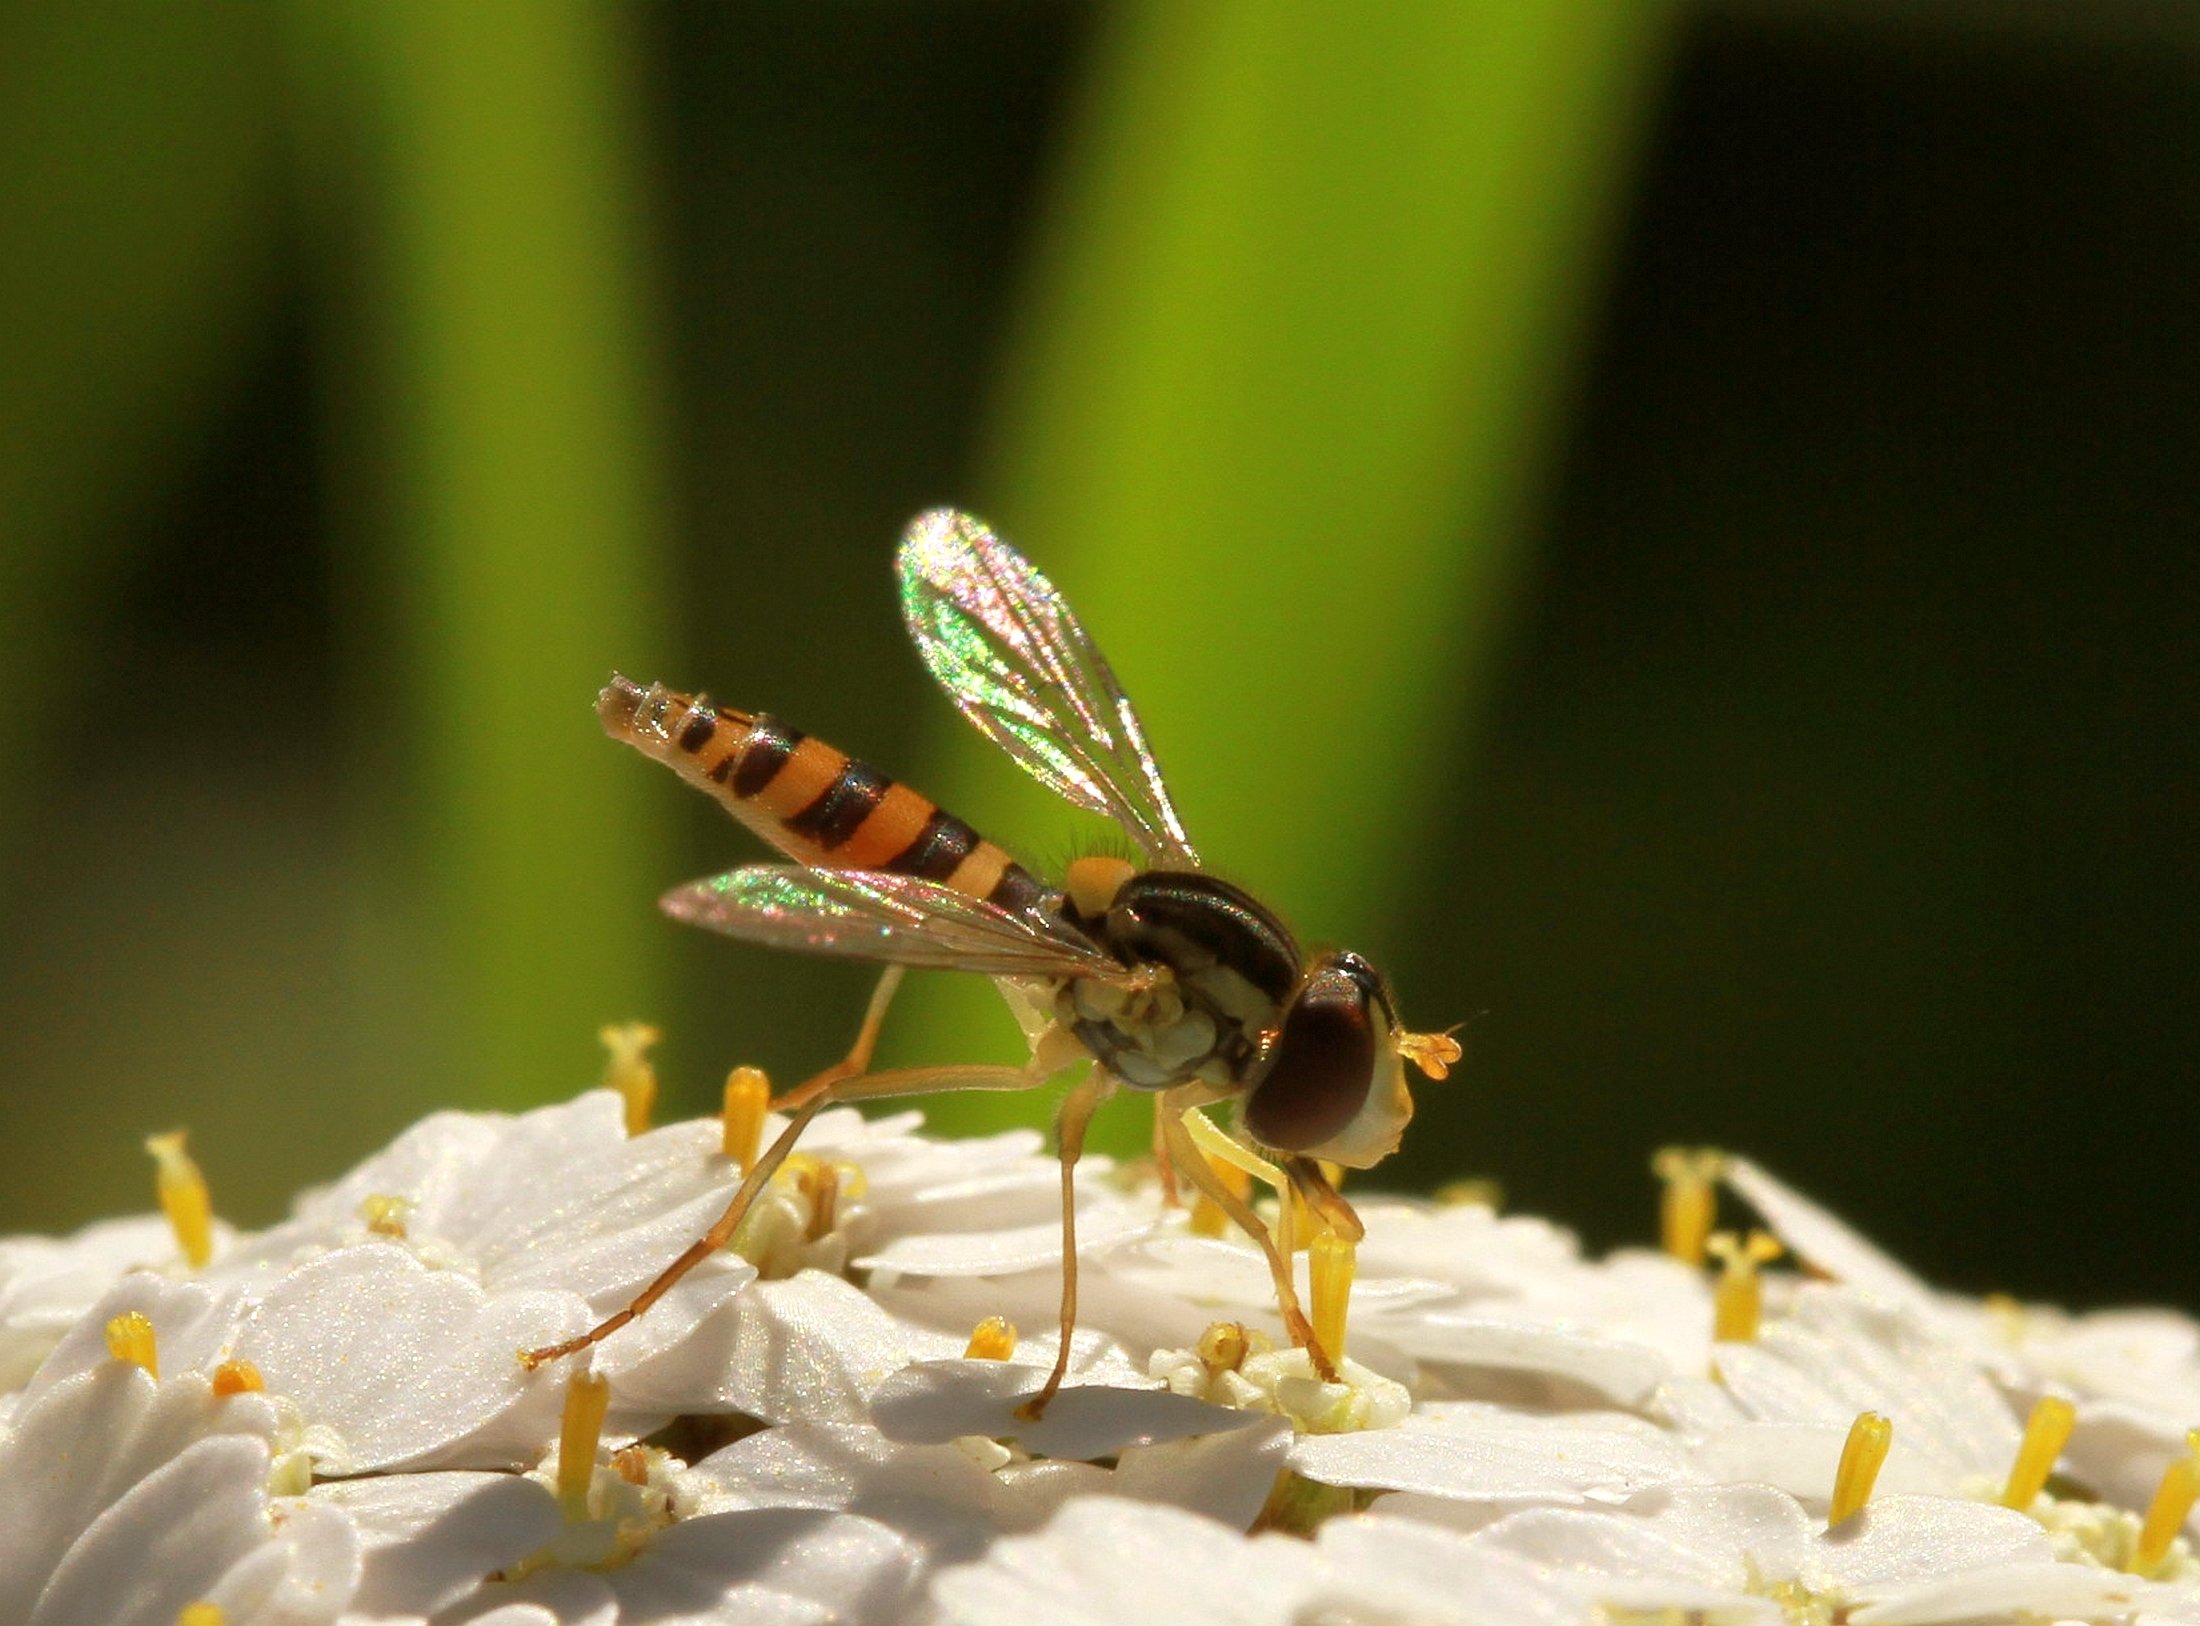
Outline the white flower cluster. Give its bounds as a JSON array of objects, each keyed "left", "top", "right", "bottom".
[{"left": 5, "top": 1084, "right": 2199, "bottom": 1625}]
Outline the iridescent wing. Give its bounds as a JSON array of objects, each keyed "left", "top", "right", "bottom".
[
  {"left": 898, "top": 509, "right": 1201, "bottom": 869},
  {"left": 661, "top": 864, "right": 1135, "bottom": 981}
]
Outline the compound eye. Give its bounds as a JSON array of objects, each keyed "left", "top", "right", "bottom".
[{"left": 1242, "top": 959, "right": 1380, "bottom": 1153}]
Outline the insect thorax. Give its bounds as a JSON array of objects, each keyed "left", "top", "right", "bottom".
[{"left": 1054, "top": 870, "right": 1302, "bottom": 1092}]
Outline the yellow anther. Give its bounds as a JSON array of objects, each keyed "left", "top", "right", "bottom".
[
  {"left": 105, "top": 1311, "right": 158, "bottom": 1378},
  {"left": 177, "top": 1605, "right": 225, "bottom": 1626},
  {"left": 2133, "top": 1427, "right": 2200, "bottom": 1576},
  {"left": 556, "top": 1370, "right": 612, "bottom": 1523},
  {"left": 1309, "top": 1229, "right": 1356, "bottom": 1365},
  {"left": 599, "top": 1022, "right": 661, "bottom": 1136},
  {"left": 964, "top": 1316, "right": 1018, "bottom": 1360},
  {"left": 1434, "top": 1177, "right": 1503, "bottom": 1209},
  {"left": 1828, "top": 1411, "right": 1893, "bottom": 1527},
  {"left": 1706, "top": 1229, "right": 1783, "bottom": 1343},
  {"left": 1189, "top": 1151, "right": 1253, "bottom": 1239},
  {"left": 1652, "top": 1147, "right": 1727, "bottom": 1267},
  {"left": 2000, "top": 1394, "right": 2077, "bottom": 1509},
  {"left": 721, "top": 1065, "right": 771, "bottom": 1168},
  {"left": 210, "top": 1359, "right": 264, "bottom": 1397},
  {"left": 1198, "top": 1320, "right": 1264, "bottom": 1376},
  {"left": 359, "top": 1194, "right": 411, "bottom": 1238},
  {"left": 145, "top": 1130, "right": 214, "bottom": 1270},
  {"left": 783, "top": 1155, "right": 865, "bottom": 1242}
]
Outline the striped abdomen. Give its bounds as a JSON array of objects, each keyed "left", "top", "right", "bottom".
[{"left": 598, "top": 674, "right": 1047, "bottom": 913}]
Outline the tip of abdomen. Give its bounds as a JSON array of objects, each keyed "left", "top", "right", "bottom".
[{"left": 598, "top": 673, "right": 688, "bottom": 748}]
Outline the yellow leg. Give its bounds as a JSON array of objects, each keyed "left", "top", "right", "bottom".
[
  {"left": 1151, "top": 1095, "right": 1182, "bottom": 1208},
  {"left": 1155, "top": 1091, "right": 1338, "bottom": 1381},
  {"left": 1284, "top": 1155, "right": 1364, "bottom": 1244},
  {"left": 1015, "top": 1068, "right": 1115, "bottom": 1421},
  {"left": 519, "top": 1052, "right": 1041, "bottom": 1369},
  {"left": 770, "top": 965, "right": 907, "bottom": 1112}
]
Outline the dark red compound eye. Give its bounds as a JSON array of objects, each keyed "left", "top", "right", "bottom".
[{"left": 1241, "top": 954, "right": 1386, "bottom": 1152}]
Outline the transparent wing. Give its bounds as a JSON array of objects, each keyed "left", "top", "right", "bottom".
[
  {"left": 661, "top": 864, "right": 1133, "bottom": 981},
  {"left": 898, "top": 508, "right": 1200, "bottom": 868}
]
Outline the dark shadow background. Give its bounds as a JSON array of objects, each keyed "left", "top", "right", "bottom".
[{"left": 1, "top": 4, "right": 2191, "bottom": 1309}]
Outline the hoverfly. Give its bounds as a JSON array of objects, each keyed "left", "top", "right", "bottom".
[{"left": 521, "top": 511, "right": 1460, "bottom": 1413}]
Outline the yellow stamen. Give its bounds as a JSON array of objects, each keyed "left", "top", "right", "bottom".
[
  {"left": 721, "top": 1065, "right": 771, "bottom": 1168},
  {"left": 1189, "top": 1150, "right": 1253, "bottom": 1238},
  {"left": 1198, "top": 1320, "right": 1262, "bottom": 1376},
  {"left": 784, "top": 1155, "right": 865, "bottom": 1241},
  {"left": 1309, "top": 1230, "right": 1356, "bottom": 1364},
  {"left": 599, "top": 1022, "right": 661, "bottom": 1135},
  {"left": 177, "top": 1605, "right": 225, "bottom": 1626},
  {"left": 1652, "top": 1146, "right": 1726, "bottom": 1267},
  {"left": 145, "top": 1130, "right": 214, "bottom": 1270},
  {"left": 359, "top": 1194, "right": 411, "bottom": 1238},
  {"left": 2133, "top": 1427, "right": 2200, "bottom": 1576},
  {"left": 1706, "top": 1229, "right": 1782, "bottom": 1343},
  {"left": 210, "top": 1359, "right": 264, "bottom": 1397},
  {"left": 105, "top": 1311, "right": 157, "bottom": 1377},
  {"left": 2000, "top": 1394, "right": 2076, "bottom": 1509},
  {"left": 556, "top": 1370, "right": 611, "bottom": 1522},
  {"left": 964, "top": 1316, "right": 1018, "bottom": 1360},
  {"left": 1828, "top": 1411, "right": 1893, "bottom": 1527}
]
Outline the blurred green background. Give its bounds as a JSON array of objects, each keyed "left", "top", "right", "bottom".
[{"left": 2, "top": 3, "right": 2193, "bottom": 1308}]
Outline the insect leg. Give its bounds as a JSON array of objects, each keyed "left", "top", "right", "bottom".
[
  {"left": 768, "top": 965, "right": 907, "bottom": 1112},
  {"left": 1154, "top": 1091, "right": 1339, "bottom": 1383},
  {"left": 1283, "top": 1155, "right": 1365, "bottom": 1244},
  {"left": 517, "top": 1054, "right": 1042, "bottom": 1370},
  {"left": 1150, "top": 1097, "right": 1182, "bottom": 1209},
  {"left": 1014, "top": 1067, "right": 1116, "bottom": 1422}
]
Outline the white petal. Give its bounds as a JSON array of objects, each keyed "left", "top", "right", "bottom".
[
  {"left": 200, "top": 1499, "right": 361, "bottom": 1626},
  {"left": 1287, "top": 1402, "right": 1690, "bottom": 1504},
  {"left": 612, "top": 1507, "right": 917, "bottom": 1624},
  {"left": 930, "top": 1497, "right": 1323, "bottom": 1626},
  {"left": 650, "top": 1270, "right": 963, "bottom": 1425},
  {"left": 0, "top": 1365, "right": 278, "bottom": 1620},
  {"left": 1348, "top": 1199, "right": 1585, "bottom": 1294},
  {"left": 235, "top": 1242, "right": 589, "bottom": 1472},
  {"left": 309, "top": 1471, "right": 559, "bottom": 1621},
  {"left": 854, "top": 1198, "right": 1154, "bottom": 1277},
  {"left": 869, "top": 1358, "right": 1258, "bottom": 1461},
  {"left": 0, "top": 1215, "right": 230, "bottom": 1389},
  {"left": 690, "top": 1421, "right": 1016, "bottom": 1569},
  {"left": 1384, "top": 1314, "right": 1672, "bottom": 1408},
  {"left": 1315, "top": 1515, "right": 1620, "bottom": 1625},
  {"left": 1849, "top": 1560, "right": 2181, "bottom": 1624},
  {"left": 2063, "top": 1398, "right": 2200, "bottom": 1522},
  {"left": 1709, "top": 1287, "right": 2018, "bottom": 1485},
  {"left": 1463, "top": 1484, "right": 1808, "bottom": 1589},
  {"left": 1801, "top": 1493, "right": 2051, "bottom": 1592},
  {"left": 1110, "top": 1418, "right": 1292, "bottom": 1530},
  {"left": 29, "top": 1434, "right": 274, "bottom": 1626},
  {"left": 1722, "top": 1157, "right": 1940, "bottom": 1320},
  {"left": 441, "top": 1568, "right": 619, "bottom": 1625},
  {"left": 19, "top": 1270, "right": 248, "bottom": 1405}
]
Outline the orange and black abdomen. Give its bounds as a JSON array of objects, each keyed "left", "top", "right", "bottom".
[{"left": 598, "top": 674, "right": 1047, "bottom": 913}]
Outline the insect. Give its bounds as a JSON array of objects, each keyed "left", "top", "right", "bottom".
[{"left": 520, "top": 510, "right": 1460, "bottom": 1412}]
